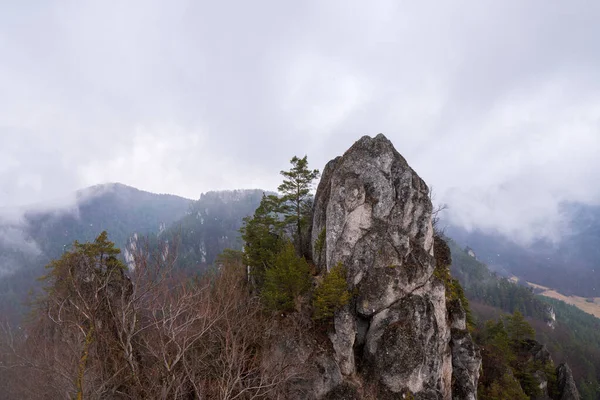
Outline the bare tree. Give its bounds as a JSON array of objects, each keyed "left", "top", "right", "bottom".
[
  {"left": 429, "top": 187, "right": 449, "bottom": 237},
  {"left": 0, "top": 233, "right": 297, "bottom": 399}
]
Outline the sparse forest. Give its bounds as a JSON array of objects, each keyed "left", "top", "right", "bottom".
[
  {"left": 0, "top": 231, "right": 299, "bottom": 399},
  {"left": 0, "top": 156, "right": 354, "bottom": 399},
  {"left": 1, "top": 154, "right": 598, "bottom": 399},
  {"left": 449, "top": 238, "right": 600, "bottom": 398}
]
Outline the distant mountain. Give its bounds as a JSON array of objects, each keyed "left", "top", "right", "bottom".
[
  {"left": 0, "top": 183, "right": 193, "bottom": 321},
  {"left": 24, "top": 183, "right": 193, "bottom": 259},
  {"left": 446, "top": 202, "right": 600, "bottom": 297},
  {"left": 137, "top": 189, "right": 266, "bottom": 272},
  {"left": 0, "top": 185, "right": 268, "bottom": 323}
]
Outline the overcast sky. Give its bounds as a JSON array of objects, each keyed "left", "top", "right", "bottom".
[{"left": 2, "top": 1, "right": 600, "bottom": 241}]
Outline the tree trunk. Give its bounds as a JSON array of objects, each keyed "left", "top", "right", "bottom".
[
  {"left": 296, "top": 187, "right": 302, "bottom": 254},
  {"left": 75, "top": 325, "right": 94, "bottom": 400}
]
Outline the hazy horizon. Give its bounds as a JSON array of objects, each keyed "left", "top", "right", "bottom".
[{"left": 3, "top": 2, "right": 600, "bottom": 242}]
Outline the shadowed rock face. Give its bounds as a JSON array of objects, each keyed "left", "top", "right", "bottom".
[
  {"left": 440, "top": 238, "right": 481, "bottom": 400},
  {"left": 308, "top": 134, "right": 480, "bottom": 399},
  {"left": 557, "top": 363, "right": 580, "bottom": 400},
  {"left": 450, "top": 328, "right": 480, "bottom": 400}
]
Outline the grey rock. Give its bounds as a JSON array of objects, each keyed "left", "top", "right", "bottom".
[
  {"left": 532, "top": 369, "right": 552, "bottom": 400},
  {"left": 544, "top": 305, "right": 557, "bottom": 329},
  {"left": 363, "top": 280, "right": 451, "bottom": 397},
  {"left": 265, "top": 327, "right": 343, "bottom": 400},
  {"left": 557, "top": 363, "right": 580, "bottom": 400},
  {"left": 308, "top": 134, "right": 479, "bottom": 399},
  {"left": 312, "top": 135, "right": 434, "bottom": 319},
  {"left": 329, "top": 306, "right": 357, "bottom": 376},
  {"left": 450, "top": 328, "right": 481, "bottom": 400},
  {"left": 440, "top": 237, "right": 481, "bottom": 400},
  {"left": 528, "top": 341, "right": 553, "bottom": 365},
  {"left": 520, "top": 340, "right": 554, "bottom": 400},
  {"left": 267, "top": 134, "right": 480, "bottom": 399}
]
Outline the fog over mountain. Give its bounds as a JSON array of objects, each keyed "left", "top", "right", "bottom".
[
  {"left": 0, "top": 183, "right": 192, "bottom": 275},
  {"left": 2, "top": 1, "right": 600, "bottom": 243}
]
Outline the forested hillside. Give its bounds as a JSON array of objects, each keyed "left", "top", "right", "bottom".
[
  {"left": 0, "top": 156, "right": 324, "bottom": 399},
  {"left": 0, "top": 183, "right": 192, "bottom": 322},
  {"left": 2, "top": 177, "right": 599, "bottom": 398},
  {"left": 449, "top": 238, "right": 600, "bottom": 398},
  {"left": 151, "top": 189, "right": 265, "bottom": 272},
  {"left": 26, "top": 183, "right": 192, "bottom": 257}
]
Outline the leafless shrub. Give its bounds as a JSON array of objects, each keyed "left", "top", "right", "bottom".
[
  {"left": 0, "top": 235, "right": 296, "bottom": 399},
  {"left": 429, "top": 187, "right": 449, "bottom": 237}
]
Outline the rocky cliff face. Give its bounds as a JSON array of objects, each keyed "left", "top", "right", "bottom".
[{"left": 299, "top": 134, "right": 481, "bottom": 399}]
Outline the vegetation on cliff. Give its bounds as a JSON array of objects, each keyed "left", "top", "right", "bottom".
[
  {"left": 312, "top": 262, "right": 351, "bottom": 321},
  {"left": 1, "top": 141, "right": 595, "bottom": 398},
  {"left": 1, "top": 232, "right": 294, "bottom": 399},
  {"left": 449, "top": 237, "right": 593, "bottom": 398}
]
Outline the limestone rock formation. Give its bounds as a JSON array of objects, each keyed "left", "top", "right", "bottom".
[
  {"left": 305, "top": 134, "right": 481, "bottom": 399},
  {"left": 544, "top": 305, "right": 557, "bottom": 329},
  {"left": 521, "top": 340, "right": 554, "bottom": 400},
  {"left": 449, "top": 329, "right": 480, "bottom": 400},
  {"left": 440, "top": 236, "right": 481, "bottom": 400},
  {"left": 557, "top": 363, "right": 580, "bottom": 400}
]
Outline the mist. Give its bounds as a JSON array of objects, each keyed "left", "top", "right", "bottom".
[{"left": 2, "top": 1, "right": 600, "bottom": 243}]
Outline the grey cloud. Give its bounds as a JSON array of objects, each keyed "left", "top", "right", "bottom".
[
  {"left": 0, "top": 224, "right": 40, "bottom": 256},
  {"left": 1, "top": 0, "right": 600, "bottom": 242},
  {"left": 0, "top": 211, "right": 41, "bottom": 275}
]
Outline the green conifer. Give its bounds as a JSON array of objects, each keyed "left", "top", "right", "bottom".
[{"left": 313, "top": 262, "right": 351, "bottom": 321}]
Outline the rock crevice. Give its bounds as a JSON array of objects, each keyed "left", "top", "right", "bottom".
[{"left": 306, "top": 134, "right": 481, "bottom": 399}]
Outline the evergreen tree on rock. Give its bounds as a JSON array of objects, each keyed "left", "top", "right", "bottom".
[{"left": 278, "top": 155, "right": 319, "bottom": 256}]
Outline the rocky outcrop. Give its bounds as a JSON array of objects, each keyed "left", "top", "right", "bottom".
[
  {"left": 441, "top": 237, "right": 481, "bottom": 400},
  {"left": 557, "top": 363, "right": 580, "bottom": 400},
  {"left": 520, "top": 340, "right": 554, "bottom": 400},
  {"left": 304, "top": 134, "right": 480, "bottom": 399},
  {"left": 449, "top": 328, "right": 480, "bottom": 400},
  {"left": 544, "top": 305, "right": 556, "bottom": 329}
]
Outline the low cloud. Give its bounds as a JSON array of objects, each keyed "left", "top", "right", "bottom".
[
  {"left": 1, "top": 1, "right": 600, "bottom": 242},
  {"left": 0, "top": 212, "right": 41, "bottom": 275},
  {"left": 0, "top": 224, "right": 40, "bottom": 255}
]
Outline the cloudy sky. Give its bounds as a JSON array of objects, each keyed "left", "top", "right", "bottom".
[{"left": 1, "top": 1, "right": 600, "bottom": 241}]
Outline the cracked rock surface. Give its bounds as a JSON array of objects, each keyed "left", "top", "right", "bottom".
[{"left": 305, "top": 134, "right": 480, "bottom": 399}]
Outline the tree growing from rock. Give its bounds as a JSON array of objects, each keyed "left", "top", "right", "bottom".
[
  {"left": 261, "top": 241, "right": 312, "bottom": 312},
  {"left": 1, "top": 232, "right": 295, "bottom": 399},
  {"left": 505, "top": 310, "right": 536, "bottom": 344},
  {"left": 240, "top": 193, "right": 284, "bottom": 285},
  {"left": 312, "top": 262, "right": 351, "bottom": 321},
  {"left": 278, "top": 155, "right": 319, "bottom": 256}
]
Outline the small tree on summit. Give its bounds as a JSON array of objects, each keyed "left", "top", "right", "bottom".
[
  {"left": 505, "top": 311, "right": 535, "bottom": 344},
  {"left": 278, "top": 156, "right": 320, "bottom": 256},
  {"left": 38, "top": 231, "right": 132, "bottom": 399}
]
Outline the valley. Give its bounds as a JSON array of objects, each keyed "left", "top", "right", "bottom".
[{"left": 526, "top": 281, "right": 600, "bottom": 319}]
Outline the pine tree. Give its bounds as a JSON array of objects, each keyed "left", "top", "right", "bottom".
[
  {"left": 278, "top": 156, "right": 320, "bottom": 256},
  {"left": 505, "top": 310, "right": 535, "bottom": 344},
  {"left": 240, "top": 194, "right": 284, "bottom": 285},
  {"left": 260, "top": 242, "right": 311, "bottom": 312},
  {"left": 39, "top": 231, "right": 131, "bottom": 399},
  {"left": 313, "top": 262, "right": 351, "bottom": 321}
]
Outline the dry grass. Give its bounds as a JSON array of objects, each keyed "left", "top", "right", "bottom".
[{"left": 525, "top": 281, "right": 600, "bottom": 319}]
